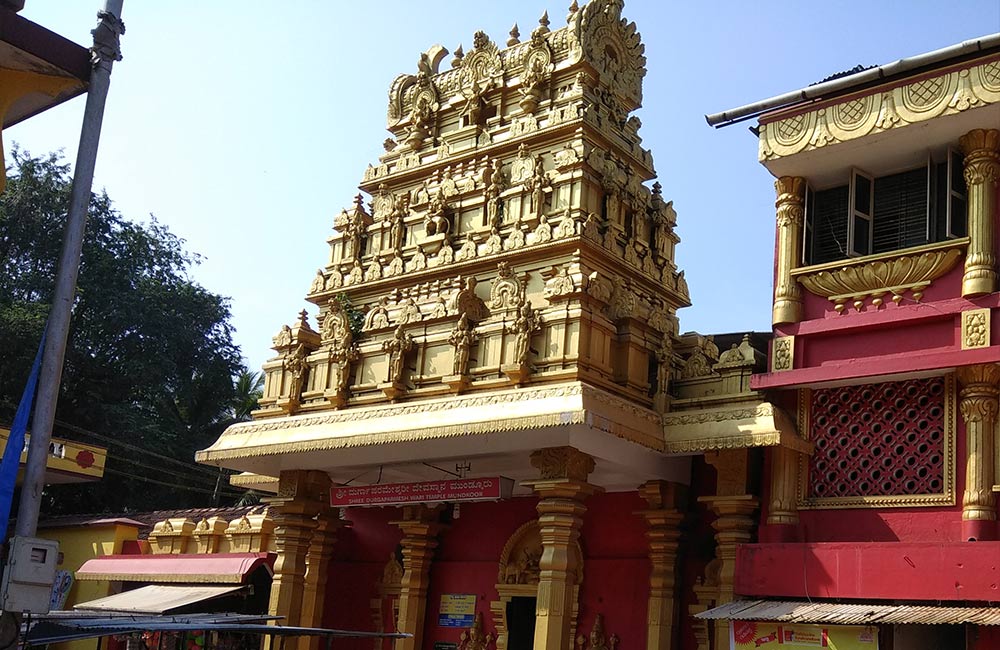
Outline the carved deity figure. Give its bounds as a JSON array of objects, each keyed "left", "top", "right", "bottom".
[
  {"left": 456, "top": 232, "right": 478, "bottom": 261},
  {"left": 425, "top": 191, "right": 450, "bottom": 236},
  {"left": 283, "top": 344, "right": 309, "bottom": 399},
  {"left": 386, "top": 254, "right": 404, "bottom": 277},
  {"left": 459, "top": 612, "right": 493, "bottom": 650},
  {"left": 397, "top": 298, "right": 422, "bottom": 325},
  {"left": 530, "top": 213, "right": 552, "bottom": 245},
  {"left": 543, "top": 266, "right": 575, "bottom": 299},
  {"left": 272, "top": 324, "right": 293, "bottom": 349},
  {"left": 481, "top": 226, "right": 503, "bottom": 256},
  {"left": 343, "top": 210, "right": 366, "bottom": 263},
  {"left": 484, "top": 159, "right": 506, "bottom": 226},
  {"left": 524, "top": 156, "right": 549, "bottom": 218},
  {"left": 554, "top": 209, "right": 576, "bottom": 239},
  {"left": 654, "top": 337, "right": 671, "bottom": 398},
  {"left": 508, "top": 301, "right": 541, "bottom": 367},
  {"left": 345, "top": 260, "right": 363, "bottom": 286},
  {"left": 449, "top": 313, "right": 478, "bottom": 376},
  {"left": 364, "top": 257, "right": 383, "bottom": 282},
  {"left": 582, "top": 212, "right": 602, "bottom": 241},
  {"left": 452, "top": 276, "right": 490, "bottom": 322},
  {"left": 363, "top": 297, "right": 391, "bottom": 331},
  {"left": 389, "top": 195, "right": 409, "bottom": 253},
  {"left": 504, "top": 226, "right": 526, "bottom": 251},
  {"left": 408, "top": 249, "right": 428, "bottom": 272},
  {"left": 309, "top": 269, "right": 326, "bottom": 294},
  {"left": 382, "top": 325, "right": 414, "bottom": 385}
]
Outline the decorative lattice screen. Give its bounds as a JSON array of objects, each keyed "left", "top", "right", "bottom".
[{"left": 808, "top": 377, "right": 945, "bottom": 498}]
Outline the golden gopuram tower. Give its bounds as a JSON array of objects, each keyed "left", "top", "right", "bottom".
[{"left": 200, "top": 3, "right": 799, "bottom": 650}]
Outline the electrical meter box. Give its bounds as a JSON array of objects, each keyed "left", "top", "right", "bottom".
[{"left": 0, "top": 536, "right": 59, "bottom": 614}]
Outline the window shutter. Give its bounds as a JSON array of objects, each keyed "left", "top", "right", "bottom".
[
  {"left": 872, "top": 167, "right": 928, "bottom": 253},
  {"left": 947, "top": 148, "right": 967, "bottom": 238},
  {"left": 849, "top": 169, "right": 874, "bottom": 256},
  {"left": 811, "top": 185, "right": 850, "bottom": 264},
  {"left": 802, "top": 183, "right": 814, "bottom": 265}
]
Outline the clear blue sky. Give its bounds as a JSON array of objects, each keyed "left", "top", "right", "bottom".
[{"left": 9, "top": 1, "right": 1000, "bottom": 372}]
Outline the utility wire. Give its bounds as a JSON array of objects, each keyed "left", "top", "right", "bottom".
[
  {"left": 54, "top": 418, "right": 223, "bottom": 478},
  {"left": 104, "top": 452, "right": 233, "bottom": 489},
  {"left": 103, "top": 467, "right": 244, "bottom": 498}
]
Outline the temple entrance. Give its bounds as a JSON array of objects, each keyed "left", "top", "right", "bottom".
[
  {"left": 505, "top": 596, "right": 536, "bottom": 650},
  {"left": 491, "top": 521, "right": 582, "bottom": 650}
]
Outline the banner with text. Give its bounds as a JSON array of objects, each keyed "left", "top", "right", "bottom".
[
  {"left": 731, "top": 621, "right": 878, "bottom": 649},
  {"left": 331, "top": 476, "right": 514, "bottom": 507}
]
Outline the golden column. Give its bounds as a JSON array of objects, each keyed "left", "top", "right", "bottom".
[
  {"left": 523, "top": 447, "right": 600, "bottom": 650},
  {"left": 699, "top": 450, "right": 758, "bottom": 650},
  {"left": 960, "top": 129, "right": 1000, "bottom": 297},
  {"left": 637, "top": 480, "right": 684, "bottom": 650},
  {"left": 265, "top": 470, "right": 331, "bottom": 650},
  {"left": 772, "top": 176, "right": 806, "bottom": 326},
  {"left": 766, "top": 445, "right": 800, "bottom": 534},
  {"left": 957, "top": 364, "right": 1000, "bottom": 541},
  {"left": 392, "top": 504, "right": 445, "bottom": 650},
  {"left": 301, "top": 510, "right": 343, "bottom": 650}
]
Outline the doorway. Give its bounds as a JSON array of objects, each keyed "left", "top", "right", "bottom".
[{"left": 505, "top": 597, "right": 536, "bottom": 650}]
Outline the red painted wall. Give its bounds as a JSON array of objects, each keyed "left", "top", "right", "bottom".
[
  {"left": 325, "top": 506, "right": 403, "bottom": 650},
  {"left": 735, "top": 542, "right": 1000, "bottom": 602},
  {"left": 323, "top": 491, "right": 655, "bottom": 650}
]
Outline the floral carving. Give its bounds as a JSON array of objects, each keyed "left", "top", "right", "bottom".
[{"left": 795, "top": 245, "right": 963, "bottom": 313}]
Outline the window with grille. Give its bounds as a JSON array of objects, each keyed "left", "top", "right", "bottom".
[
  {"left": 800, "top": 376, "right": 955, "bottom": 508},
  {"left": 803, "top": 150, "right": 967, "bottom": 265}
]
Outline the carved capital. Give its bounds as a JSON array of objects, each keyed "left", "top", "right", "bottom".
[
  {"left": 956, "top": 363, "right": 1000, "bottom": 390},
  {"left": 774, "top": 176, "right": 805, "bottom": 207},
  {"left": 530, "top": 446, "right": 595, "bottom": 481},
  {"left": 960, "top": 128, "right": 1000, "bottom": 186}
]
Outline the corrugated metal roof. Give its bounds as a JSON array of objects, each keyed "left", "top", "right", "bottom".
[{"left": 696, "top": 600, "right": 1000, "bottom": 626}]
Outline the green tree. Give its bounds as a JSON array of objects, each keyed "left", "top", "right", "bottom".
[{"left": 0, "top": 149, "right": 248, "bottom": 513}]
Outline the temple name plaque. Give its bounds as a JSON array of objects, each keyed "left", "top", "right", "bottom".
[{"left": 330, "top": 476, "right": 514, "bottom": 507}]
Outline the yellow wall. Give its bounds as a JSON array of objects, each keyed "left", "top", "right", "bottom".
[{"left": 39, "top": 522, "right": 140, "bottom": 650}]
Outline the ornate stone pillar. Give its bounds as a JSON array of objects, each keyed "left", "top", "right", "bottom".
[
  {"left": 264, "top": 470, "right": 330, "bottom": 650},
  {"left": 773, "top": 176, "right": 806, "bottom": 326},
  {"left": 960, "top": 129, "right": 1000, "bottom": 297},
  {"left": 957, "top": 364, "right": 1000, "bottom": 541},
  {"left": 392, "top": 504, "right": 445, "bottom": 650},
  {"left": 523, "top": 447, "right": 600, "bottom": 650},
  {"left": 698, "top": 495, "right": 758, "bottom": 650},
  {"left": 766, "top": 444, "right": 800, "bottom": 540},
  {"left": 636, "top": 480, "right": 684, "bottom": 650},
  {"left": 697, "top": 449, "right": 758, "bottom": 650},
  {"left": 301, "top": 510, "right": 343, "bottom": 650}
]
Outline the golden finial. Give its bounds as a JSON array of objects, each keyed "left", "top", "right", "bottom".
[
  {"left": 451, "top": 44, "right": 464, "bottom": 67},
  {"left": 537, "top": 10, "right": 550, "bottom": 34},
  {"left": 507, "top": 24, "right": 520, "bottom": 46}
]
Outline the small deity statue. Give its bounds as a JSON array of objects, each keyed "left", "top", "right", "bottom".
[
  {"left": 481, "top": 226, "right": 503, "bottom": 256},
  {"left": 507, "top": 301, "right": 541, "bottom": 367},
  {"left": 449, "top": 313, "right": 478, "bottom": 376},
  {"left": 346, "top": 260, "right": 363, "bottom": 285},
  {"left": 484, "top": 159, "right": 506, "bottom": 226},
  {"left": 397, "top": 298, "right": 422, "bottom": 325},
  {"left": 382, "top": 325, "right": 414, "bottom": 385},
  {"left": 283, "top": 344, "right": 309, "bottom": 399},
  {"left": 425, "top": 191, "right": 451, "bottom": 236},
  {"left": 309, "top": 269, "right": 326, "bottom": 294},
  {"left": 389, "top": 195, "right": 409, "bottom": 253},
  {"left": 363, "top": 297, "right": 391, "bottom": 331},
  {"left": 455, "top": 232, "right": 478, "bottom": 261}
]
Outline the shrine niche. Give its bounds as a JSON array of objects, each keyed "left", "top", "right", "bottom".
[
  {"left": 369, "top": 552, "right": 404, "bottom": 650},
  {"left": 490, "top": 521, "right": 583, "bottom": 650}
]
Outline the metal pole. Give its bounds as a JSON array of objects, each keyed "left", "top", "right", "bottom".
[{"left": 14, "top": 0, "right": 124, "bottom": 538}]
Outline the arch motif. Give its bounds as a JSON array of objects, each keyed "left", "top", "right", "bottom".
[{"left": 490, "top": 520, "right": 583, "bottom": 650}]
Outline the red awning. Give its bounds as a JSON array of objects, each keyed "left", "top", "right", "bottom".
[{"left": 76, "top": 552, "right": 274, "bottom": 584}]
